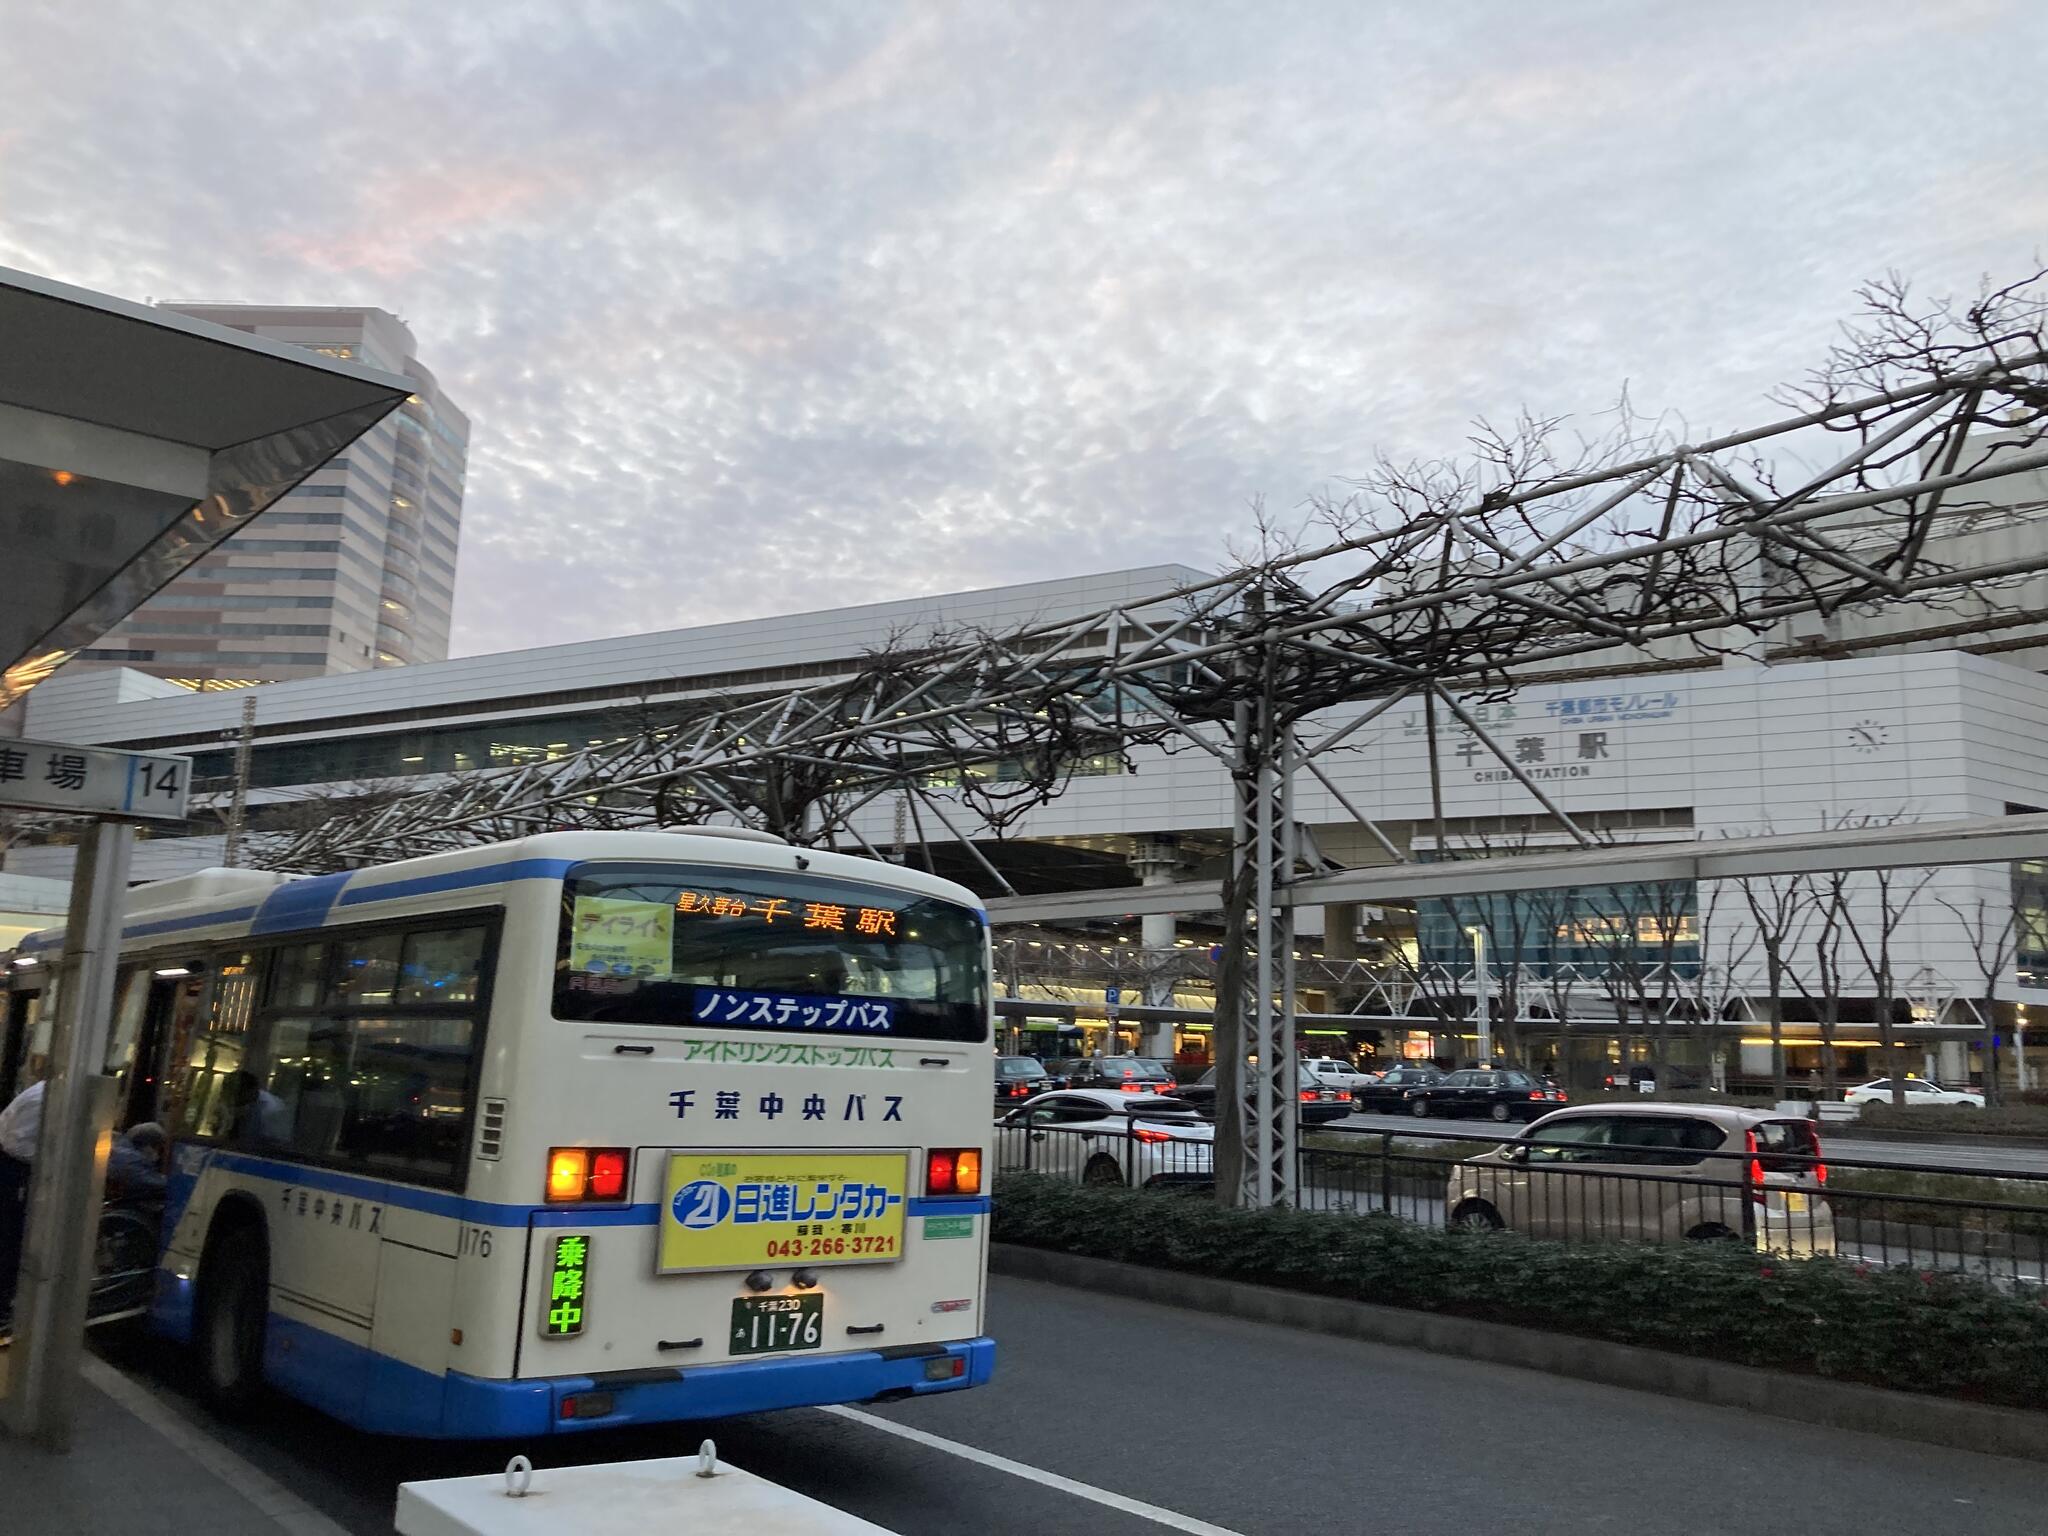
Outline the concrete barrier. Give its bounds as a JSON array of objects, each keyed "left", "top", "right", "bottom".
[
  {"left": 396, "top": 1442, "right": 897, "bottom": 1535},
  {"left": 993, "top": 1243, "right": 2048, "bottom": 1463}
]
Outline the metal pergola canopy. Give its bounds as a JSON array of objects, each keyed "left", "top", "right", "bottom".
[
  {"left": 0, "top": 266, "right": 413, "bottom": 705},
  {"left": 983, "top": 811, "right": 2048, "bottom": 923}
]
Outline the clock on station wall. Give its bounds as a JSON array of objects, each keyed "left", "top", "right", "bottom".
[{"left": 1845, "top": 718, "right": 1892, "bottom": 754}]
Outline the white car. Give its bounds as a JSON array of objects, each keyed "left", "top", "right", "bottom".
[
  {"left": 1842, "top": 1077, "right": 1985, "bottom": 1109},
  {"left": 1302, "top": 1056, "right": 1376, "bottom": 1091},
  {"left": 994, "top": 1089, "right": 1214, "bottom": 1188}
]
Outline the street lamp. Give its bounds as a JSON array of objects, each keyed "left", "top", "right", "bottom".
[{"left": 1467, "top": 926, "right": 1491, "bottom": 1067}]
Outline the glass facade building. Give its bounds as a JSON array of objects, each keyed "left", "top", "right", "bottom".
[
  {"left": 73, "top": 305, "right": 467, "bottom": 686},
  {"left": 1415, "top": 884, "right": 1702, "bottom": 983}
]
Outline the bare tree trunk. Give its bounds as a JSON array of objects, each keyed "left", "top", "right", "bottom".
[
  {"left": 1212, "top": 854, "right": 1250, "bottom": 1208},
  {"left": 1763, "top": 946, "right": 1788, "bottom": 1100},
  {"left": 1983, "top": 993, "right": 2004, "bottom": 1109},
  {"left": 1211, "top": 699, "right": 1257, "bottom": 1208},
  {"left": 1880, "top": 986, "right": 1906, "bottom": 1106},
  {"left": 1820, "top": 991, "right": 1840, "bottom": 1097}
]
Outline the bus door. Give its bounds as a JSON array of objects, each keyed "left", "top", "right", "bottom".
[
  {"left": 0, "top": 984, "right": 34, "bottom": 1106},
  {"left": 122, "top": 970, "right": 206, "bottom": 1131}
]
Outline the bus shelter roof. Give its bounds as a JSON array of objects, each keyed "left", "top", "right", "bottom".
[{"left": 0, "top": 265, "right": 413, "bottom": 707}]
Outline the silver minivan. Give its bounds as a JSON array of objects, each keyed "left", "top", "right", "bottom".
[{"left": 1445, "top": 1103, "right": 1834, "bottom": 1255}]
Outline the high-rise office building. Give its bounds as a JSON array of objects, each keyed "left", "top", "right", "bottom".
[{"left": 73, "top": 305, "right": 468, "bottom": 687}]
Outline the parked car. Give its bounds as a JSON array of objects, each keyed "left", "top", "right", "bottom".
[
  {"left": 995, "top": 1055, "right": 1052, "bottom": 1107},
  {"left": 1173, "top": 1064, "right": 1353, "bottom": 1124},
  {"left": 994, "top": 1090, "right": 1213, "bottom": 1187},
  {"left": 1602, "top": 1063, "right": 1711, "bottom": 1094},
  {"left": 1445, "top": 1104, "right": 1834, "bottom": 1255},
  {"left": 1055, "top": 1056, "right": 1179, "bottom": 1094},
  {"left": 1302, "top": 1056, "right": 1376, "bottom": 1091},
  {"left": 1350, "top": 1063, "right": 1444, "bottom": 1111},
  {"left": 1843, "top": 1076, "right": 1984, "bottom": 1109},
  {"left": 1404, "top": 1068, "right": 1566, "bottom": 1123}
]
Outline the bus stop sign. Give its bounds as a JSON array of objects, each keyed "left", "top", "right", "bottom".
[{"left": 0, "top": 737, "right": 190, "bottom": 821}]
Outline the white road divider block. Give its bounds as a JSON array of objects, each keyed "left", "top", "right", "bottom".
[{"left": 395, "top": 1442, "right": 898, "bottom": 1536}]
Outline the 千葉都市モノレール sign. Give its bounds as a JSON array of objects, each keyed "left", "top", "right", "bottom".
[{"left": 0, "top": 737, "right": 191, "bottom": 821}]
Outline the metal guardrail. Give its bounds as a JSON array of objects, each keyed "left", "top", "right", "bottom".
[
  {"left": 990, "top": 1104, "right": 2048, "bottom": 1285},
  {"left": 1300, "top": 1124, "right": 2048, "bottom": 1286},
  {"left": 993, "top": 1107, "right": 1214, "bottom": 1191}
]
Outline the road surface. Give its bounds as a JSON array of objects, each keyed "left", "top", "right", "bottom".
[{"left": 99, "top": 1273, "right": 2045, "bottom": 1535}]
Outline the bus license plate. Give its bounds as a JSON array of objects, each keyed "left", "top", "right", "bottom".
[{"left": 730, "top": 1294, "right": 823, "bottom": 1357}]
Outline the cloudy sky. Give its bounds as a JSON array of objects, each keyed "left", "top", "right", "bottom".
[{"left": 4, "top": 1, "right": 2044, "bottom": 657}]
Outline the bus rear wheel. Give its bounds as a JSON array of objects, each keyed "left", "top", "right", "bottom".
[{"left": 197, "top": 1233, "right": 269, "bottom": 1415}]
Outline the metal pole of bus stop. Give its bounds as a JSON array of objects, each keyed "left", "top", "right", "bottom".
[{"left": 3, "top": 818, "right": 133, "bottom": 1450}]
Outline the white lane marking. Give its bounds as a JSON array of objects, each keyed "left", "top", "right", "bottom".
[
  {"left": 81, "top": 1354, "right": 352, "bottom": 1536},
  {"left": 820, "top": 1403, "right": 1251, "bottom": 1536}
]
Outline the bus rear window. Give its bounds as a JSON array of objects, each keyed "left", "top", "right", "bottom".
[{"left": 553, "top": 862, "right": 988, "bottom": 1043}]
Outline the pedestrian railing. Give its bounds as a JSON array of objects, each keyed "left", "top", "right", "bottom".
[
  {"left": 1300, "top": 1124, "right": 2048, "bottom": 1286},
  {"left": 992, "top": 1107, "right": 1214, "bottom": 1190}
]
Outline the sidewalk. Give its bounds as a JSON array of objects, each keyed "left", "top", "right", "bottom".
[{"left": 0, "top": 1346, "right": 348, "bottom": 1536}]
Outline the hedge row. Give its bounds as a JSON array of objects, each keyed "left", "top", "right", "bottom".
[
  {"left": 1858, "top": 1102, "right": 2048, "bottom": 1137},
  {"left": 992, "top": 1173, "right": 2048, "bottom": 1410}
]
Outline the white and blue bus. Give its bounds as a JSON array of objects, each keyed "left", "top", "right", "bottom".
[{"left": 3, "top": 829, "right": 995, "bottom": 1436}]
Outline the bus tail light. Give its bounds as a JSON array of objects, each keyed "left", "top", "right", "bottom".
[
  {"left": 927, "top": 1148, "right": 983, "bottom": 1196},
  {"left": 588, "top": 1149, "right": 628, "bottom": 1200},
  {"left": 546, "top": 1147, "right": 630, "bottom": 1203},
  {"left": 547, "top": 1149, "right": 588, "bottom": 1201}
]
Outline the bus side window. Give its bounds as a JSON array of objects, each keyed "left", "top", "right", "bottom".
[
  {"left": 258, "top": 1015, "right": 352, "bottom": 1154},
  {"left": 270, "top": 941, "right": 331, "bottom": 1010},
  {"left": 397, "top": 928, "right": 486, "bottom": 1005},
  {"left": 346, "top": 1014, "right": 478, "bottom": 1180},
  {"left": 334, "top": 933, "right": 403, "bottom": 1007}
]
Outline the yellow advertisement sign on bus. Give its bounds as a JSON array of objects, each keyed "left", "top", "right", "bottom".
[
  {"left": 568, "top": 895, "right": 673, "bottom": 977},
  {"left": 658, "top": 1152, "right": 909, "bottom": 1274}
]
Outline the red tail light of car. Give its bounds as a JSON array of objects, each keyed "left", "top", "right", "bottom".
[
  {"left": 1132, "top": 1126, "right": 1174, "bottom": 1144},
  {"left": 1299, "top": 1089, "right": 1318, "bottom": 1102}
]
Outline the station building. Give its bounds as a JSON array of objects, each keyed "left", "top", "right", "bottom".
[{"left": 12, "top": 557, "right": 2048, "bottom": 1089}]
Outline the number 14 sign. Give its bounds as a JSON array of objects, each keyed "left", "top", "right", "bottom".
[{"left": 0, "top": 736, "right": 191, "bottom": 821}]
